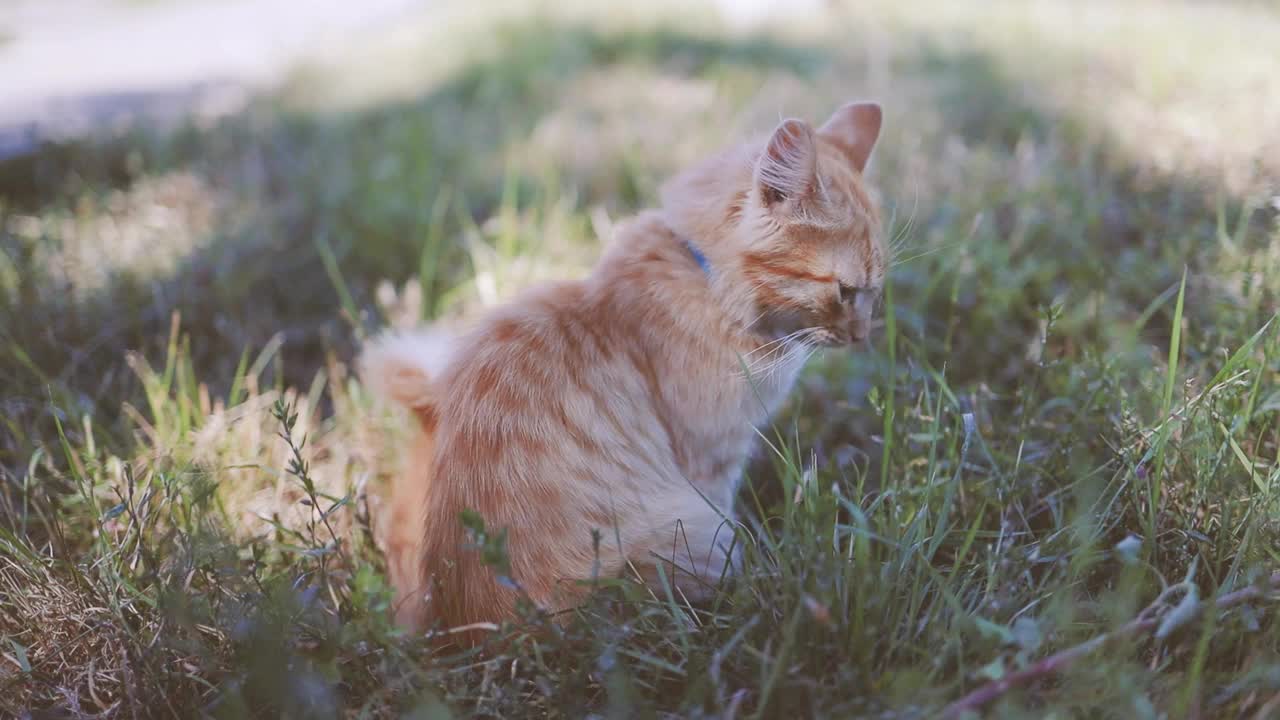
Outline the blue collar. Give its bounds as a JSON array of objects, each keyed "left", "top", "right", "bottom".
[{"left": 681, "top": 237, "right": 712, "bottom": 277}]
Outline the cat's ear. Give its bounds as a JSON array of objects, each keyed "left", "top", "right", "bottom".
[
  {"left": 756, "top": 118, "right": 817, "bottom": 206},
  {"left": 818, "top": 102, "right": 882, "bottom": 173}
]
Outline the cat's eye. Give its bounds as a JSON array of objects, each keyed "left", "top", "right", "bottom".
[{"left": 838, "top": 283, "right": 860, "bottom": 304}]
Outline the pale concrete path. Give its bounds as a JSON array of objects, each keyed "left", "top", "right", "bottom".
[{"left": 0, "top": 0, "right": 428, "bottom": 159}]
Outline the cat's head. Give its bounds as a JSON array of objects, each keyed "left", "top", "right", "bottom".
[{"left": 664, "top": 101, "right": 885, "bottom": 347}]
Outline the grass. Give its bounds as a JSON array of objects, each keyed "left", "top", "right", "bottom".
[{"left": 2, "top": 0, "right": 1279, "bottom": 717}]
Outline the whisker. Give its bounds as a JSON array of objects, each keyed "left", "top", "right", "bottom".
[
  {"left": 742, "top": 307, "right": 771, "bottom": 331},
  {"left": 745, "top": 326, "right": 819, "bottom": 356},
  {"left": 891, "top": 214, "right": 982, "bottom": 268},
  {"left": 765, "top": 337, "right": 820, "bottom": 380},
  {"left": 747, "top": 327, "right": 819, "bottom": 356},
  {"left": 885, "top": 181, "right": 922, "bottom": 258},
  {"left": 739, "top": 327, "right": 823, "bottom": 378},
  {"left": 891, "top": 242, "right": 960, "bottom": 267},
  {"left": 746, "top": 346, "right": 794, "bottom": 381},
  {"left": 743, "top": 340, "right": 802, "bottom": 372},
  {"left": 744, "top": 328, "right": 814, "bottom": 359}
]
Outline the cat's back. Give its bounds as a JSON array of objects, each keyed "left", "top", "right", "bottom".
[
  {"left": 433, "top": 273, "right": 668, "bottom": 459},
  {"left": 436, "top": 214, "right": 698, "bottom": 428},
  {"left": 436, "top": 280, "right": 591, "bottom": 422}
]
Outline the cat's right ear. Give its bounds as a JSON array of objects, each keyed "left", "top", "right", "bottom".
[
  {"left": 818, "top": 102, "right": 882, "bottom": 173},
  {"left": 755, "top": 118, "right": 816, "bottom": 207}
]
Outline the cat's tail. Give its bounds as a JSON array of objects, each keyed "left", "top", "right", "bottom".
[
  {"left": 359, "top": 328, "right": 454, "bottom": 631},
  {"left": 358, "top": 327, "right": 454, "bottom": 425}
]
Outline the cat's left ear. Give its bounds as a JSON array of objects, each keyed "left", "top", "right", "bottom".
[
  {"left": 756, "top": 118, "right": 817, "bottom": 207},
  {"left": 818, "top": 102, "right": 882, "bottom": 173}
]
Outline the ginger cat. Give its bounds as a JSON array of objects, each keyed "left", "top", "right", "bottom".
[{"left": 361, "top": 101, "right": 885, "bottom": 641}]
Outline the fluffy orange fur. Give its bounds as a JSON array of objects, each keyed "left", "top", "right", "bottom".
[{"left": 361, "top": 101, "right": 886, "bottom": 641}]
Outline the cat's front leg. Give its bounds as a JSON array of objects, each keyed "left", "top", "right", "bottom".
[{"left": 628, "top": 498, "right": 741, "bottom": 602}]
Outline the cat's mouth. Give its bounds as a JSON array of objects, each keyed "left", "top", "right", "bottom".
[{"left": 809, "top": 329, "right": 848, "bottom": 348}]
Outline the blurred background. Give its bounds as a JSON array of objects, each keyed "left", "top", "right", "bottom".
[
  {"left": 1, "top": 1, "right": 1279, "bottom": 717},
  {"left": 3, "top": 0, "right": 1276, "bottom": 420}
]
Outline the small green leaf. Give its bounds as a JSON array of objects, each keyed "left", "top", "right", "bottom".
[
  {"left": 321, "top": 495, "right": 350, "bottom": 520},
  {"left": 1220, "top": 423, "right": 1269, "bottom": 493},
  {"left": 1131, "top": 693, "right": 1159, "bottom": 720},
  {"left": 458, "top": 508, "right": 485, "bottom": 534},
  {"left": 1115, "top": 535, "right": 1142, "bottom": 565},
  {"left": 403, "top": 690, "right": 454, "bottom": 720},
  {"left": 1012, "top": 617, "right": 1042, "bottom": 652},
  {"left": 6, "top": 638, "right": 31, "bottom": 673},
  {"left": 1155, "top": 584, "right": 1200, "bottom": 640},
  {"left": 977, "top": 657, "right": 1005, "bottom": 681},
  {"left": 972, "top": 616, "right": 1014, "bottom": 644},
  {"left": 1256, "top": 390, "right": 1280, "bottom": 414}
]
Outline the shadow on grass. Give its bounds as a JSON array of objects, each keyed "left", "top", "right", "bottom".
[{"left": 0, "top": 22, "right": 831, "bottom": 475}]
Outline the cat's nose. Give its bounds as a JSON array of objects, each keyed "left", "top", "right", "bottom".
[
  {"left": 848, "top": 318, "right": 870, "bottom": 343},
  {"left": 848, "top": 307, "right": 874, "bottom": 343}
]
